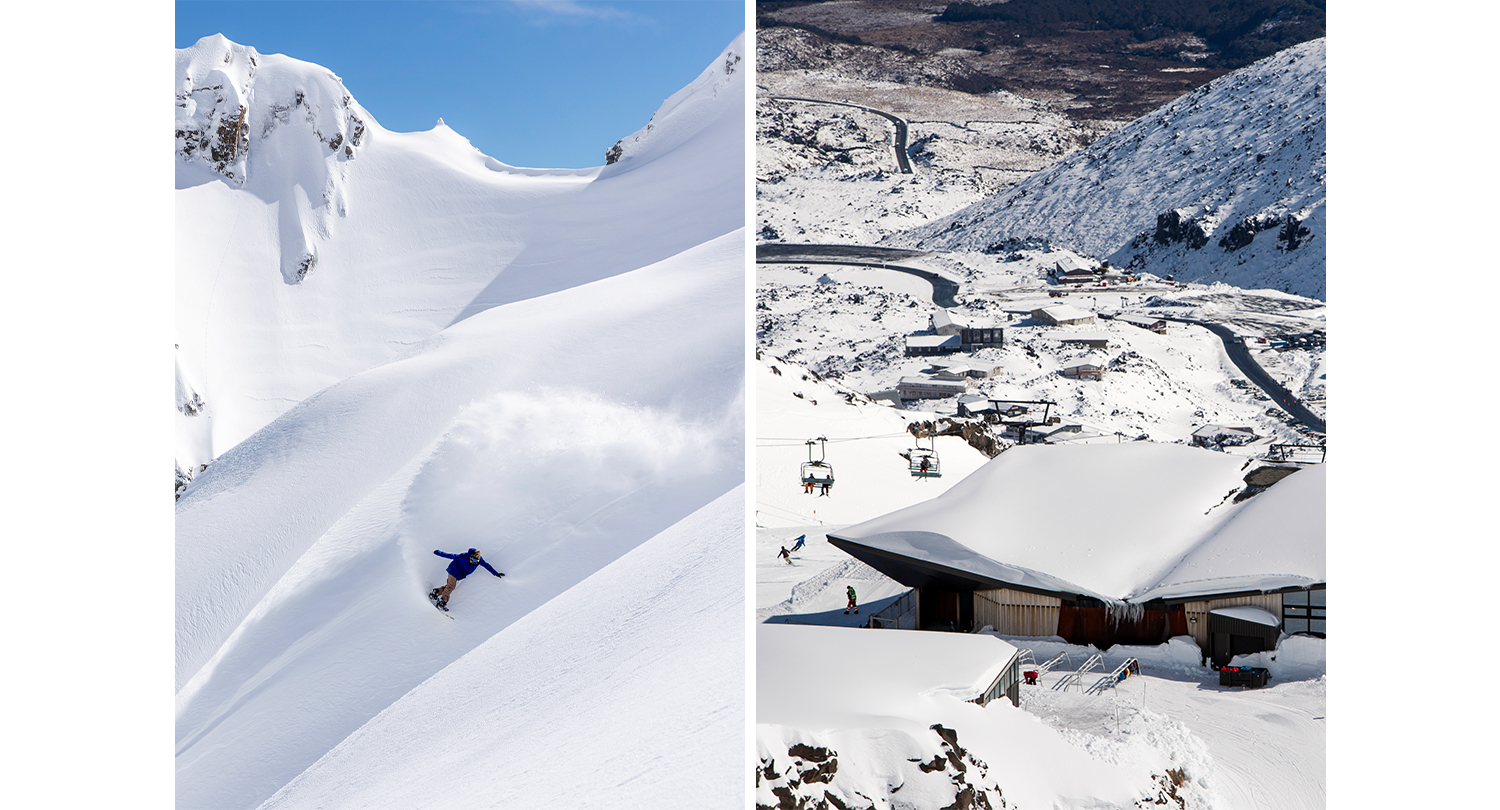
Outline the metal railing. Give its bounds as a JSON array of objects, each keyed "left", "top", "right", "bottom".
[
  {"left": 865, "top": 589, "right": 917, "bottom": 629},
  {"left": 1086, "top": 658, "right": 1141, "bottom": 695},
  {"left": 1051, "top": 653, "right": 1103, "bottom": 692}
]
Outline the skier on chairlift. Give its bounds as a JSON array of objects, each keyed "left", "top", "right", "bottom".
[{"left": 429, "top": 547, "right": 504, "bottom": 610}]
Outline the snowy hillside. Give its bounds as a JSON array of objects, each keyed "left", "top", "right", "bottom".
[
  {"left": 176, "top": 33, "right": 745, "bottom": 488},
  {"left": 898, "top": 39, "right": 1326, "bottom": 299},
  {"left": 176, "top": 35, "right": 745, "bottom": 810}
]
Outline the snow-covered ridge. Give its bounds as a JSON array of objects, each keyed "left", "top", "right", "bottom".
[
  {"left": 900, "top": 39, "right": 1326, "bottom": 299},
  {"left": 176, "top": 34, "right": 367, "bottom": 187},
  {"left": 176, "top": 33, "right": 745, "bottom": 480},
  {"left": 604, "top": 32, "right": 745, "bottom": 172}
]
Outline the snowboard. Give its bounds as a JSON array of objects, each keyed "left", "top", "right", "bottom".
[{"left": 428, "top": 590, "right": 455, "bottom": 619}]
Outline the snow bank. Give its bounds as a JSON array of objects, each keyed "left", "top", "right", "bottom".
[{"left": 1231, "top": 634, "right": 1326, "bottom": 682}]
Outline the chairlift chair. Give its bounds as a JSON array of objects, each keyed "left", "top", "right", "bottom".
[
  {"left": 801, "top": 437, "right": 835, "bottom": 490},
  {"left": 908, "top": 433, "right": 941, "bottom": 478}
]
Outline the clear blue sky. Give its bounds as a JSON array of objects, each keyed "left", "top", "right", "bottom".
[{"left": 176, "top": 1, "right": 746, "bottom": 168}]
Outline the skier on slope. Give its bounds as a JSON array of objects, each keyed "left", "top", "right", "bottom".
[
  {"left": 429, "top": 547, "right": 504, "bottom": 609},
  {"left": 778, "top": 545, "right": 794, "bottom": 565},
  {"left": 790, "top": 534, "right": 806, "bottom": 553},
  {"left": 844, "top": 585, "right": 858, "bottom": 615}
]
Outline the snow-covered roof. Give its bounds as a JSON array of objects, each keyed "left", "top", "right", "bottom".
[
  {"left": 1053, "top": 256, "right": 1092, "bottom": 274},
  {"left": 758, "top": 624, "right": 1017, "bottom": 729},
  {"left": 1033, "top": 305, "right": 1094, "bottom": 323},
  {"left": 828, "top": 444, "right": 1325, "bottom": 604},
  {"left": 1131, "top": 464, "right": 1325, "bottom": 602},
  {"left": 1209, "top": 606, "right": 1281, "bottom": 627},
  {"left": 898, "top": 376, "right": 968, "bottom": 390},
  {"left": 1192, "top": 424, "right": 1256, "bottom": 439},
  {"left": 906, "top": 334, "right": 962, "bottom": 348},
  {"left": 932, "top": 309, "right": 967, "bottom": 329}
]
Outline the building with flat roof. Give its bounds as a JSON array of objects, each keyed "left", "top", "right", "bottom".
[
  {"left": 1032, "top": 305, "right": 1095, "bottom": 326},
  {"left": 904, "top": 334, "right": 962, "bottom": 357}
]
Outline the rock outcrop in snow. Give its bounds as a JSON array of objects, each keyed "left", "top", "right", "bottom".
[
  {"left": 176, "top": 34, "right": 373, "bottom": 284},
  {"left": 176, "top": 34, "right": 368, "bottom": 186},
  {"left": 900, "top": 39, "right": 1326, "bottom": 299}
]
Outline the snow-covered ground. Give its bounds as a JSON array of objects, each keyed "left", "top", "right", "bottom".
[
  {"left": 175, "top": 33, "right": 746, "bottom": 809},
  {"left": 759, "top": 251, "right": 1325, "bottom": 446}
]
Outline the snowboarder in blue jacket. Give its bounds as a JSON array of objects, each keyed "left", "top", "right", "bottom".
[{"left": 430, "top": 548, "right": 504, "bottom": 608}]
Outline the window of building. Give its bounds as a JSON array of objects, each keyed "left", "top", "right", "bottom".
[{"left": 1282, "top": 587, "right": 1325, "bottom": 637}]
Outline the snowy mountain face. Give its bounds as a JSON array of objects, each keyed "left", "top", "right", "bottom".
[
  {"left": 175, "top": 33, "right": 745, "bottom": 493},
  {"left": 899, "top": 39, "right": 1326, "bottom": 300},
  {"left": 175, "top": 34, "right": 745, "bottom": 810}
]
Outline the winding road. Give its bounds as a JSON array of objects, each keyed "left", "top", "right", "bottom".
[
  {"left": 768, "top": 96, "right": 913, "bottom": 174},
  {"left": 1165, "top": 316, "right": 1326, "bottom": 435},
  {"left": 756, "top": 243, "right": 958, "bottom": 307}
]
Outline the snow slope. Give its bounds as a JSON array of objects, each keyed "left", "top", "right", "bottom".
[
  {"left": 898, "top": 39, "right": 1325, "bottom": 299},
  {"left": 258, "top": 487, "right": 745, "bottom": 810},
  {"left": 176, "top": 231, "right": 744, "bottom": 809},
  {"left": 176, "top": 33, "right": 745, "bottom": 476},
  {"left": 176, "top": 36, "right": 745, "bottom": 810}
]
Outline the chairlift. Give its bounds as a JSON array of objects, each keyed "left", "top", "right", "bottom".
[
  {"left": 801, "top": 437, "right": 834, "bottom": 492},
  {"left": 908, "top": 433, "right": 941, "bottom": 478}
]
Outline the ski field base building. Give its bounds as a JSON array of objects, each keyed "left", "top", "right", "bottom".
[{"left": 826, "top": 443, "right": 1325, "bottom": 667}]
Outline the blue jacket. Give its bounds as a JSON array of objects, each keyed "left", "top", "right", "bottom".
[{"left": 434, "top": 550, "right": 502, "bottom": 580}]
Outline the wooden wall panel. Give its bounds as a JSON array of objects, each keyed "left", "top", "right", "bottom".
[{"left": 973, "top": 588, "right": 1061, "bottom": 637}]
